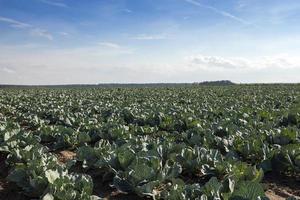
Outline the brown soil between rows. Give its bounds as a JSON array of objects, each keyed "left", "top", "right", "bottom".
[
  {"left": 0, "top": 152, "right": 29, "bottom": 200},
  {"left": 0, "top": 179, "right": 29, "bottom": 200},
  {"left": 265, "top": 190, "right": 286, "bottom": 200},
  {"left": 57, "top": 150, "right": 77, "bottom": 164},
  {"left": 263, "top": 172, "right": 300, "bottom": 199}
]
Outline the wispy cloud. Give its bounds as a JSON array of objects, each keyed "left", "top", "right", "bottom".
[
  {"left": 0, "top": 16, "right": 32, "bottom": 28},
  {"left": 39, "top": 0, "right": 68, "bottom": 8},
  {"left": 0, "top": 16, "right": 54, "bottom": 41},
  {"left": 121, "top": 9, "right": 132, "bottom": 13},
  {"left": 58, "top": 32, "right": 70, "bottom": 37},
  {"left": 30, "top": 28, "right": 53, "bottom": 40},
  {"left": 1, "top": 67, "right": 16, "bottom": 74},
  {"left": 184, "top": 0, "right": 251, "bottom": 25},
  {"left": 98, "top": 42, "right": 121, "bottom": 49},
  {"left": 132, "top": 34, "right": 168, "bottom": 40}
]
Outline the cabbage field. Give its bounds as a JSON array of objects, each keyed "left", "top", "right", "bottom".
[{"left": 0, "top": 85, "right": 299, "bottom": 200}]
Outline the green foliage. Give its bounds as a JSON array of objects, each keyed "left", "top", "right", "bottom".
[{"left": 0, "top": 85, "right": 300, "bottom": 199}]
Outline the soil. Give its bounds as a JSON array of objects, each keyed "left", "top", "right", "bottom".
[
  {"left": 0, "top": 152, "right": 29, "bottom": 200},
  {"left": 263, "top": 172, "right": 300, "bottom": 199},
  {"left": 265, "top": 190, "right": 285, "bottom": 200},
  {"left": 87, "top": 168, "right": 145, "bottom": 200},
  {"left": 57, "top": 150, "right": 76, "bottom": 164},
  {"left": 0, "top": 152, "right": 9, "bottom": 178},
  {"left": 0, "top": 179, "right": 29, "bottom": 200},
  {"left": 94, "top": 180, "right": 144, "bottom": 200}
]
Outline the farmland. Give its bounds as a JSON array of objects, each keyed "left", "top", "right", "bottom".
[{"left": 0, "top": 85, "right": 299, "bottom": 200}]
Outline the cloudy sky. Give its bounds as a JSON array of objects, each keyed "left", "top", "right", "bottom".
[{"left": 1, "top": 0, "right": 300, "bottom": 84}]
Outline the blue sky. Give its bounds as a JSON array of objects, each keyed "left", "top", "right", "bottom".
[{"left": 1, "top": 0, "right": 300, "bottom": 84}]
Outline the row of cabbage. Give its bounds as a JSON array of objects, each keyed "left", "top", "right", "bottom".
[{"left": 0, "top": 85, "right": 299, "bottom": 199}]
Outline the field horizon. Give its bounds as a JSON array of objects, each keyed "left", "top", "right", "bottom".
[
  {"left": 1, "top": 0, "right": 300, "bottom": 199},
  {"left": 1, "top": 80, "right": 300, "bottom": 88}
]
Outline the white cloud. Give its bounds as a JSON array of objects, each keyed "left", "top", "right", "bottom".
[
  {"left": 59, "top": 32, "right": 70, "bottom": 37},
  {"left": 186, "top": 55, "right": 247, "bottom": 70},
  {"left": 184, "top": 0, "right": 251, "bottom": 25},
  {"left": 98, "top": 42, "right": 121, "bottom": 49},
  {"left": 132, "top": 34, "right": 168, "bottom": 40},
  {"left": 121, "top": 9, "right": 132, "bottom": 13},
  {"left": 186, "top": 54, "right": 300, "bottom": 71},
  {"left": 39, "top": 0, "right": 68, "bottom": 8},
  {"left": 0, "top": 16, "right": 32, "bottom": 28},
  {"left": 1, "top": 67, "right": 16, "bottom": 74},
  {"left": 236, "top": 1, "right": 247, "bottom": 10},
  {"left": 30, "top": 28, "right": 53, "bottom": 40},
  {"left": 1, "top": 43, "right": 300, "bottom": 84}
]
